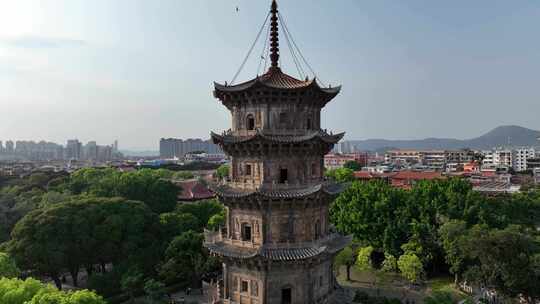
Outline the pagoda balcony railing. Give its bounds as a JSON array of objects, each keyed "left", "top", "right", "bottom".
[
  {"left": 204, "top": 229, "right": 259, "bottom": 249},
  {"left": 205, "top": 228, "right": 343, "bottom": 250},
  {"left": 222, "top": 128, "right": 335, "bottom": 138}
]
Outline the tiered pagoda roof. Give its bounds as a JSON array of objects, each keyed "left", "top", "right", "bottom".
[
  {"left": 211, "top": 129, "right": 344, "bottom": 146},
  {"left": 211, "top": 182, "right": 346, "bottom": 199},
  {"left": 214, "top": 68, "right": 341, "bottom": 94},
  {"left": 205, "top": 233, "right": 353, "bottom": 262}
]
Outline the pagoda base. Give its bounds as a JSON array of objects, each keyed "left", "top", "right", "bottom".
[{"left": 221, "top": 257, "right": 338, "bottom": 304}]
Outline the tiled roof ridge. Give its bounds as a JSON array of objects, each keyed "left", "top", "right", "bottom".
[
  {"left": 211, "top": 129, "right": 345, "bottom": 145},
  {"left": 210, "top": 182, "right": 346, "bottom": 199},
  {"left": 214, "top": 68, "right": 341, "bottom": 94}
]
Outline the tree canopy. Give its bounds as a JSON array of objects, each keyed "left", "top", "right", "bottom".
[
  {"left": 343, "top": 160, "right": 362, "bottom": 171},
  {"left": 0, "top": 277, "right": 105, "bottom": 304},
  {"left": 63, "top": 168, "right": 179, "bottom": 213},
  {"left": 324, "top": 168, "right": 355, "bottom": 183},
  {"left": 0, "top": 252, "right": 20, "bottom": 278},
  {"left": 8, "top": 197, "right": 162, "bottom": 289}
]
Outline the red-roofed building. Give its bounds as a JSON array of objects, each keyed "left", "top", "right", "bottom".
[
  {"left": 176, "top": 179, "right": 215, "bottom": 201},
  {"left": 463, "top": 161, "right": 480, "bottom": 173},
  {"left": 389, "top": 171, "right": 444, "bottom": 189}
]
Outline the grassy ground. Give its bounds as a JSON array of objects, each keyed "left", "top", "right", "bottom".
[
  {"left": 336, "top": 266, "right": 470, "bottom": 303},
  {"left": 425, "top": 276, "right": 469, "bottom": 302}
]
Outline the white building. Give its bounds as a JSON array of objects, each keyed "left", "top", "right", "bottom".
[
  {"left": 534, "top": 168, "right": 540, "bottom": 184},
  {"left": 482, "top": 150, "right": 494, "bottom": 166},
  {"left": 514, "top": 147, "right": 535, "bottom": 172},
  {"left": 493, "top": 149, "right": 513, "bottom": 169}
]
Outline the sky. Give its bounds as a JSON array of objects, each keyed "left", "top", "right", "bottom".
[{"left": 1, "top": 0, "right": 540, "bottom": 151}]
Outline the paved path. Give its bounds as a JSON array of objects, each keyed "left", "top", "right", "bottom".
[{"left": 169, "top": 289, "right": 206, "bottom": 304}]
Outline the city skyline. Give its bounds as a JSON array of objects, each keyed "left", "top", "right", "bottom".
[{"left": 2, "top": 1, "right": 540, "bottom": 150}]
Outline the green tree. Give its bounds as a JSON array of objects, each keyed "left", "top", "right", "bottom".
[
  {"left": 159, "top": 231, "right": 214, "bottom": 286},
  {"left": 175, "top": 199, "right": 224, "bottom": 230},
  {"left": 144, "top": 279, "right": 167, "bottom": 304},
  {"left": 334, "top": 246, "right": 356, "bottom": 281},
  {"left": 438, "top": 220, "right": 468, "bottom": 285},
  {"left": 207, "top": 212, "right": 225, "bottom": 231},
  {"left": 65, "top": 168, "right": 179, "bottom": 213},
  {"left": 343, "top": 160, "right": 361, "bottom": 171},
  {"left": 173, "top": 171, "right": 195, "bottom": 180},
  {"left": 0, "top": 252, "right": 21, "bottom": 278},
  {"left": 0, "top": 277, "right": 105, "bottom": 304},
  {"left": 160, "top": 212, "right": 200, "bottom": 239},
  {"left": 381, "top": 253, "right": 398, "bottom": 273},
  {"left": 397, "top": 253, "right": 424, "bottom": 284},
  {"left": 120, "top": 269, "right": 144, "bottom": 303},
  {"left": 355, "top": 246, "right": 374, "bottom": 272},
  {"left": 330, "top": 181, "right": 408, "bottom": 256},
  {"left": 216, "top": 164, "right": 230, "bottom": 181},
  {"left": 463, "top": 225, "right": 540, "bottom": 302},
  {"left": 9, "top": 197, "right": 163, "bottom": 289},
  {"left": 27, "top": 173, "right": 50, "bottom": 188},
  {"left": 324, "top": 168, "right": 355, "bottom": 183}
]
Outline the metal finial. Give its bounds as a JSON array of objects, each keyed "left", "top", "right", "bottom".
[{"left": 269, "top": 0, "right": 280, "bottom": 71}]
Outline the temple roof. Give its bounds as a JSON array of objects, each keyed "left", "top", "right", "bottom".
[
  {"left": 211, "top": 182, "right": 347, "bottom": 199},
  {"left": 261, "top": 246, "right": 326, "bottom": 261},
  {"left": 205, "top": 233, "right": 352, "bottom": 261},
  {"left": 211, "top": 129, "right": 345, "bottom": 146},
  {"left": 214, "top": 68, "right": 341, "bottom": 95}
]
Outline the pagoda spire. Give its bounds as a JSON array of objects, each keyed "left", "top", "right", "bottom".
[{"left": 269, "top": 0, "right": 280, "bottom": 71}]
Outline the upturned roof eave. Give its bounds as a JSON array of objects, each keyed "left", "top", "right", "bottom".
[
  {"left": 210, "top": 130, "right": 345, "bottom": 146},
  {"left": 213, "top": 77, "right": 340, "bottom": 95}
]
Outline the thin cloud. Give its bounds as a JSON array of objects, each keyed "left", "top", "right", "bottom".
[{"left": 0, "top": 35, "right": 86, "bottom": 49}]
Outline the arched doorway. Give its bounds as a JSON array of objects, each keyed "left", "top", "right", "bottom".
[{"left": 247, "top": 114, "right": 255, "bottom": 130}]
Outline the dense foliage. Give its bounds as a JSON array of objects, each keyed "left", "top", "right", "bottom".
[
  {"left": 331, "top": 178, "right": 540, "bottom": 302},
  {"left": 343, "top": 160, "right": 362, "bottom": 171},
  {"left": 0, "top": 252, "right": 20, "bottom": 278},
  {"left": 0, "top": 277, "right": 105, "bottom": 304},
  {"left": 62, "top": 168, "right": 180, "bottom": 213},
  {"left": 0, "top": 168, "right": 223, "bottom": 300},
  {"left": 324, "top": 168, "right": 355, "bottom": 183},
  {"left": 9, "top": 197, "right": 162, "bottom": 289},
  {"left": 215, "top": 164, "right": 230, "bottom": 181}
]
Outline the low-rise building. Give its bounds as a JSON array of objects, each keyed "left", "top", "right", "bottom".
[
  {"left": 527, "top": 158, "right": 540, "bottom": 170},
  {"left": 389, "top": 170, "right": 444, "bottom": 189},
  {"left": 324, "top": 152, "right": 368, "bottom": 170},
  {"left": 384, "top": 150, "right": 422, "bottom": 165},
  {"left": 445, "top": 149, "right": 475, "bottom": 164},
  {"left": 175, "top": 179, "right": 215, "bottom": 202},
  {"left": 534, "top": 168, "right": 540, "bottom": 185}
]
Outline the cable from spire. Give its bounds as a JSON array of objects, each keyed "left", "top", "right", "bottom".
[
  {"left": 257, "top": 19, "right": 271, "bottom": 76},
  {"left": 230, "top": 11, "right": 271, "bottom": 85},
  {"left": 278, "top": 11, "right": 327, "bottom": 86},
  {"left": 278, "top": 13, "right": 306, "bottom": 79}
]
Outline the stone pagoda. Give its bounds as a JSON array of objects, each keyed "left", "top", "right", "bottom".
[{"left": 205, "top": 1, "right": 351, "bottom": 303}]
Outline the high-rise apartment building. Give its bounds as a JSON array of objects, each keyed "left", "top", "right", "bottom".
[
  {"left": 514, "top": 147, "right": 536, "bottom": 172},
  {"left": 5, "top": 141, "right": 14, "bottom": 154},
  {"left": 65, "top": 139, "right": 82, "bottom": 160},
  {"left": 159, "top": 138, "right": 222, "bottom": 159}
]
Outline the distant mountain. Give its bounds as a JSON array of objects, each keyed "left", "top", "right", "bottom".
[{"left": 347, "top": 125, "right": 540, "bottom": 151}]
